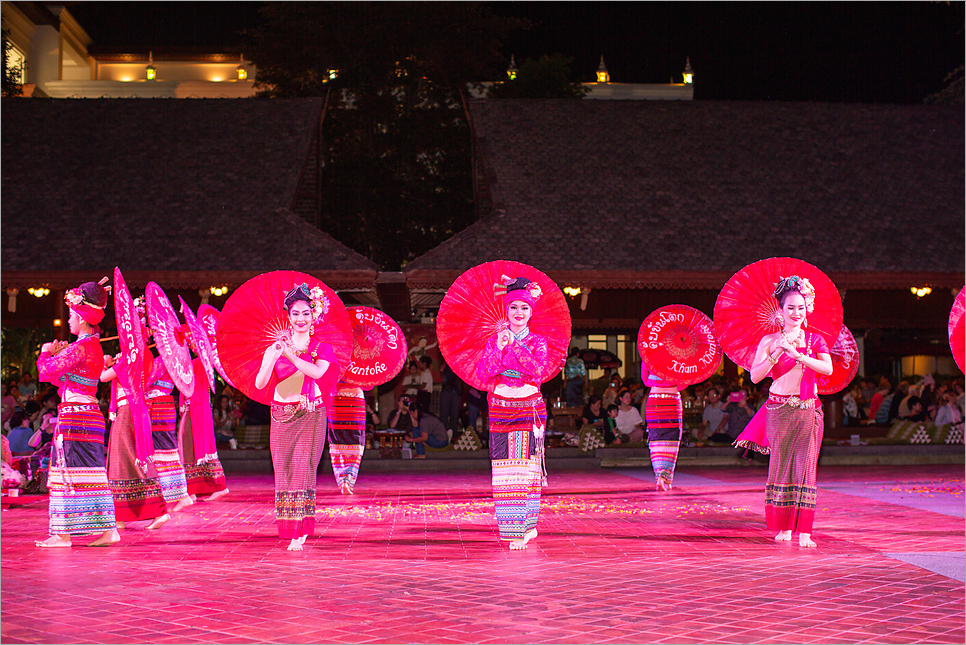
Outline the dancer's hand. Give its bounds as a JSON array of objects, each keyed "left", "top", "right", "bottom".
[{"left": 496, "top": 329, "right": 511, "bottom": 351}]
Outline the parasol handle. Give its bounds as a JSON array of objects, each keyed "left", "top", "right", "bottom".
[{"left": 99, "top": 335, "right": 120, "bottom": 342}]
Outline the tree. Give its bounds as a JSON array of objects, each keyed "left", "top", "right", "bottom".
[
  {"left": 2, "top": 29, "right": 24, "bottom": 98},
  {"left": 245, "top": 2, "right": 524, "bottom": 270},
  {"left": 488, "top": 54, "right": 588, "bottom": 99},
  {"left": 925, "top": 65, "right": 964, "bottom": 105}
]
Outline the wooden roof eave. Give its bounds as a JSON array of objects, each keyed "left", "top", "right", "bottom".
[
  {"left": 1, "top": 270, "right": 379, "bottom": 292},
  {"left": 407, "top": 269, "right": 965, "bottom": 292}
]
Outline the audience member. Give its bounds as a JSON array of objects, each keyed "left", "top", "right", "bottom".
[
  {"left": 401, "top": 361, "right": 422, "bottom": 401},
  {"left": 563, "top": 347, "right": 588, "bottom": 407},
  {"left": 439, "top": 361, "right": 462, "bottom": 435},
  {"left": 602, "top": 376, "right": 621, "bottom": 409},
  {"left": 699, "top": 388, "right": 726, "bottom": 440},
  {"left": 387, "top": 395, "right": 418, "bottom": 435},
  {"left": 404, "top": 410, "right": 449, "bottom": 458},
  {"left": 416, "top": 356, "right": 434, "bottom": 413},
  {"left": 715, "top": 388, "right": 753, "bottom": 443},
  {"left": 934, "top": 391, "right": 963, "bottom": 427},
  {"left": 898, "top": 385, "right": 920, "bottom": 419},
  {"left": 603, "top": 404, "right": 620, "bottom": 444},
  {"left": 1, "top": 383, "right": 16, "bottom": 427},
  {"left": 6, "top": 411, "right": 36, "bottom": 455},
  {"left": 213, "top": 395, "right": 239, "bottom": 449},
  {"left": 612, "top": 389, "right": 644, "bottom": 444},
  {"left": 18, "top": 372, "right": 37, "bottom": 401},
  {"left": 581, "top": 394, "right": 607, "bottom": 429},
  {"left": 869, "top": 379, "right": 891, "bottom": 421},
  {"left": 466, "top": 386, "right": 485, "bottom": 433}
]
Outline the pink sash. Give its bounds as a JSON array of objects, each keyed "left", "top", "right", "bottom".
[
  {"left": 734, "top": 333, "right": 828, "bottom": 453},
  {"left": 112, "top": 359, "right": 155, "bottom": 470},
  {"left": 273, "top": 340, "right": 339, "bottom": 413}
]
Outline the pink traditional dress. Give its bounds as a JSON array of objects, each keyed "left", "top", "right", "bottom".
[
  {"left": 476, "top": 314, "right": 549, "bottom": 543},
  {"left": 641, "top": 366, "right": 687, "bottom": 487},
  {"left": 37, "top": 333, "right": 117, "bottom": 536},
  {"left": 105, "top": 344, "right": 167, "bottom": 523},
  {"left": 146, "top": 357, "right": 190, "bottom": 506},
  {"left": 268, "top": 338, "right": 339, "bottom": 540},
  {"left": 177, "top": 358, "right": 228, "bottom": 499},
  {"left": 327, "top": 380, "right": 366, "bottom": 493},
  {"left": 735, "top": 332, "right": 829, "bottom": 534}
]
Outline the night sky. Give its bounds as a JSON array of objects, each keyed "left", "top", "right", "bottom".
[{"left": 66, "top": 1, "right": 964, "bottom": 104}]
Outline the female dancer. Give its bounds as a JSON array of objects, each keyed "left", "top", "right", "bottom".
[
  {"left": 35, "top": 279, "right": 119, "bottom": 547},
  {"left": 476, "top": 277, "right": 549, "bottom": 550},
  {"left": 101, "top": 342, "right": 169, "bottom": 530},
  {"left": 746, "top": 276, "right": 832, "bottom": 548},
  {"left": 641, "top": 365, "right": 686, "bottom": 491},
  {"left": 178, "top": 331, "right": 229, "bottom": 502},
  {"left": 328, "top": 382, "right": 373, "bottom": 494},
  {"left": 254, "top": 284, "right": 339, "bottom": 551},
  {"left": 143, "top": 303, "right": 194, "bottom": 515}
]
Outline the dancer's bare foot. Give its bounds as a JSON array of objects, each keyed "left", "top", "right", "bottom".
[
  {"left": 146, "top": 513, "right": 171, "bottom": 530},
  {"left": 287, "top": 538, "right": 303, "bottom": 551},
  {"left": 116, "top": 521, "right": 126, "bottom": 530},
  {"left": 88, "top": 529, "right": 120, "bottom": 547},
  {"left": 775, "top": 530, "right": 792, "bottom": 542},
  {"left": 339, "top": 481, "right": 354, "bottom": 495},
  {"left": 206, "top": 489, "right": 229, "bottom": 502},
  {"left": 510, "top": 529, "right": 538, "bottom": 550},
  {"left": 656, "top": 478, "right": 672, "bottom": 491},
  {"left": 171, "top": 496, "right": 194, "bottom": 513},
  {"left": 35, "top": 534, "right": 71, "bottom": 548},
  {"left": 298, "top": 534, "right": 308, "bottom": 546},
  {"left": 189, "top": 494, "right": 198, "bottom": 502},
  {"left": 799, "top": 533, "right": 816, "bottom": 548}
]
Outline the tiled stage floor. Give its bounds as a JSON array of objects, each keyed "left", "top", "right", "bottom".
[{"left": 2, "top": 465, "right": 963, "bottom": 644}]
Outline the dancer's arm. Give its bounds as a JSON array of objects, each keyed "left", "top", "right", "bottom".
[
  {"left": 254, "top": 343, "right": 284, "bottom": 390},
  {"left": 750, "top": 335, "right": 781, "bottom": 384}
]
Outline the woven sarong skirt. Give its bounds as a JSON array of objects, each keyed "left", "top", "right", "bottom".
[
  {"left": 178, "top": 409, "right": 228, "bottom": 499},
  {"left": 328, "top": 394, "right": 366, "bottom": 490},
  {"left": 489, "top": 393, "right": 545, "bottom": 541},
  {"left": 148, "top": 395, "right": 188, "bottom": 505},
  {"left": 764, "top": 400, "right": 824, "bottom": 533},
  {"left": 106, "top": 404, "right": 166, "bottom": 522},
  {"left": 270, "top": 405, "right": 327, "bottom": 539},
  {"left": 646, "top": 394, "right": 682, "bottom": 485},
  {"left": 48, "top": 403, "right": 116, "bottom": 536}
]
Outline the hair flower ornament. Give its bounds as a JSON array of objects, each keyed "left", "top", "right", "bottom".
[
  {"left": 773, "top": 275, "right": 816, "bottom": 313},
  {"left": 308, "top": 286, "right": 329, "bottom": 321}
]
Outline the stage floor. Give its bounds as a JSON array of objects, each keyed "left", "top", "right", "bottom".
[{"left": 2, "top": 465, "right": 963, "bottom": 644}]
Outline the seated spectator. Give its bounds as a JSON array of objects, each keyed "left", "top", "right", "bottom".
[
  {"left": 843, "top": 385, "right": 862, "bottom": 425},
  {"left": 212, "top": 395, "right": 239, "bottom": 449},
  {"left": 416, "top": 356, "right": 434, "bottom": 413},
  {"left": 1, "top": 382, "right": 15, "bottom": 428},
  {"left": 581, "top": 395, "right": 607, "bottom": 429},
  {"left": 699, "top": 388, "right": 726, "bottom": 440},
  {"left": 898, "top": 386, "right": 921, "bottom": 419},
  {"left": 18, "top": 372, "right": 37, "bottom": 402},
  {"left": 905, "top": 396, "right": 926, "bottom": 422},
  {"left": 888, "top": 381, "right": 910, "bottom": 422},
  {"left": 603, "top": 404, "right": 620, "bottom": 444},
  {"left": 935, "top": 391, "right": 963, "bottom": 427},
  {"left": 2, "top": 385, "right": 20, "bottom": 430},
  {"left": 875, "top": 390, "right": 896, "bottom": 424},
  {"left": 404, "top": 410, "right": 449, "bottom": 458},
  {"left": 869, "top": 379, "right": 891, "bottom": 421},
  {"left": 602, "top": 376, "right": 621, "bottom": 409},
  {"left": 612, "top": 389, "right": 644, "bottom": 444},
  {"left": 6, "top": 411, "right": 37, "bottom": 455},
  {"left": 387, "top": 395, "right": 417, "bottom": 435},
  {"left": 714, "top": 388, "right": 753, "bottom": 443}
]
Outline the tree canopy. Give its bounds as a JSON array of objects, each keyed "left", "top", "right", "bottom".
[{"left": 488, "top": 54, "right": 588, "bottom": 99}]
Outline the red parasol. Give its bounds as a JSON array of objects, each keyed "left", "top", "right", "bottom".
[
  {"left": 113, "top": 267, "right": 153, "bottom": 468},
  {"left": 179, "top": 297, "right": 215, "bottom": 394},
  {"left": 816, "top": 325, "right": 860, "bottom": 395},
  {"left": 342, "top": 306, "right": 408, "bottom": 389},
  {"left": 216, "top": 271, "right": 353, "bottom": 406},
  {"left": 197, "top": 304, "right": 235, "bottom": 388},
  {"left": 638, "top": 305, "right": 722, "bottom": 386},
  {"left": 713, "top": 257, "right": 843, "bottom": 370},
  {"left": 113, "top": 267, "right": 148, "bottom": 392},
  {"left": 436, "top": 260, "right": 571, "bottom": 392},
  {"left": 949, "top": 286, "right": 965, "bottom": 374},
  {"left": 146, "top": 282, "right": 194, "bottom": 398}
]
